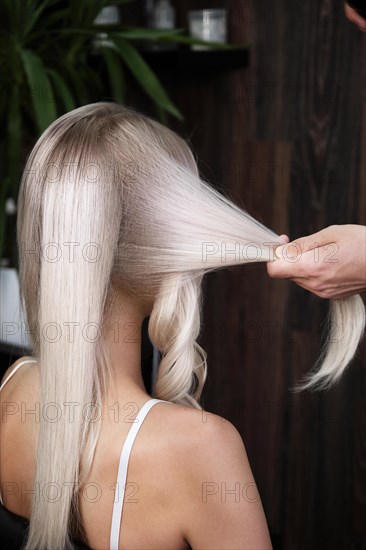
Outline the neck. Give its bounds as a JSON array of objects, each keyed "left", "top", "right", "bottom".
[{"left": 102, "top": 289, "right": 151, "bottom": 406}]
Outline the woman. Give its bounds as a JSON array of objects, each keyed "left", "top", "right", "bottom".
[{"left": 0, "top": 102, "right": 364, "bottom": 550}]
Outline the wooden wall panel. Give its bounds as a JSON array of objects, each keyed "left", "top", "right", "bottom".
[
  {"left": 128, "top": 0, "right": 366, "bottom": 547},
  {"left": 351, "top": 99, "right": 366, "bottom": 548}
]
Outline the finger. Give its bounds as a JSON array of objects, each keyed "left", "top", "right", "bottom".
[
  {"left": 268, "top": 246, "right": 322, "bottom": 278},
  {"left": 278, "top": 234, "right": 290, "bottom": 244},
  {"left": 275, "top": 228, "right": 339, "bottom": 258},
  {"left": 274, "top": 241, "right": 305, "bottom": 260},
  {"left": 266, "top": 252, "right": 307, "bottom": 279},
  {"left": 345, "top": 3, "right": 366, "bottom": 30},
  {"left": 274, "top": 235, "right": 319, "bottom": 257},
  {"left": 284, "top": 276, "right": 362, "bottom": 299},
  {"left": 291, "top": 281, "right": 360, "bottom": 300}
]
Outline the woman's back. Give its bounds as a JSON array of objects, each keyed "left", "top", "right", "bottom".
[
  {"left": 0, "top": 357, "right": 189, "bottom": 549},
  {"left": 0, "top": 357, "right": 272, "bottom": 549}
]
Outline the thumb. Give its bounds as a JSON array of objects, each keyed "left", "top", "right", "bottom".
[
  {"left": 275, "top": 231, "right": 326, "bottom": 260},
  {"left": 274, "top": 241, "right": 303, "bottom": 260}
]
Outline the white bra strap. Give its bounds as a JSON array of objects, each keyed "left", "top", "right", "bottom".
[
  {"left": 109, "top": 398, "right": 169, "bottom": 550},
  {"left": 0, "top": 359, "right": 37, "bottom": 392}
]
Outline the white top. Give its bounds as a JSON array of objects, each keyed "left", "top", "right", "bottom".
[{"left": 0, "top": 358, "right": 169, "bottom": 549}]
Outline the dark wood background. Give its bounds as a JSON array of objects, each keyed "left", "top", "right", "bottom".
[
  {"left": 127, "top": 1, "right": 366, "bottom": 548},
  {"left": 1, "top": 1, "right": 365, "bottom": 549}
]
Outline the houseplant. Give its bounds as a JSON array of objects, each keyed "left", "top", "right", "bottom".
[{"left": 0, "top": 0, "right": 236, "bottom": 266}]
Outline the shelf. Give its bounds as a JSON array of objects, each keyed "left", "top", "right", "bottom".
[{"left": 139, "top": 46, "right": 249, "bottom": 75}]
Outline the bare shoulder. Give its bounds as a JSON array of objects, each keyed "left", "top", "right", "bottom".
[
  {"left": 156, "top": 402, "right": 247, "bottom": 462},
  {"left": 157, "top": 404, "right": 272, "bottom": 550},
  {"left": 0, "top": 356, "right": 39, "bottom": 408},
  {"left": 1, "top": 355, "right": 37, "bottom": 385},
  {"left": 150, "top": 403, "right": 255, "bottom": 500}
]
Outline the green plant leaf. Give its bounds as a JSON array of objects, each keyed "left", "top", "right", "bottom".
[
  {"left": 110, "top": 36, "right": 183, "bottom": 120},
  {"left": 70, "top": 0, "right": 108, "bottom": 27},
  {"left": 154, "top": 102, "right": 169, "bottom": 126},
  {"left": 34, "top": 7, "right": 69, "bottom": 31},
  {"left": 21, "top": 49, "right": 57, "bottom": 132},
  {"left": 22, "top": 0, "right": 61, "bottom": 39},
  {"left": 58, "top": 60, "right": 89, "bottom": 105},
  {"left": 47, "top": 69, "right": 75, "bottom": 112},
  {"left": 99, "top": 46, "right": 125, "bottom": 103}
]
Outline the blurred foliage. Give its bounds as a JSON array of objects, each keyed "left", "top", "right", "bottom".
[{"left": 0, "top": 0, "right": 241, "bottom": 265}]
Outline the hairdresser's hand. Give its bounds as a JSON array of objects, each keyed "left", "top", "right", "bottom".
[
  {"left": 267, "top": 225, "right": 366, "bottom": 299},
  {"left": 345, "top": 2, "right": 366, "bottom": 31}
]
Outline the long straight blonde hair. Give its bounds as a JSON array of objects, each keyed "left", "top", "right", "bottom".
[{"left": 16, "top": 102, "right": 365, "bottom": 549}]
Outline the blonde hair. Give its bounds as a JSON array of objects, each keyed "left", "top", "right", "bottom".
[{"left": 16, "top": 102, "right": 365, "bottom": 549}]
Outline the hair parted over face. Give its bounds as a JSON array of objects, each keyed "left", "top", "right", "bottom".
[
  {"left": 18, "top": 102, "right": 280, "bottom": 344},
  {"left": 17, "top": 100, "right": 365, "bottom": 399},
  {"left": 15, "top": 102, "right": 365, "bottom": 550}
]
